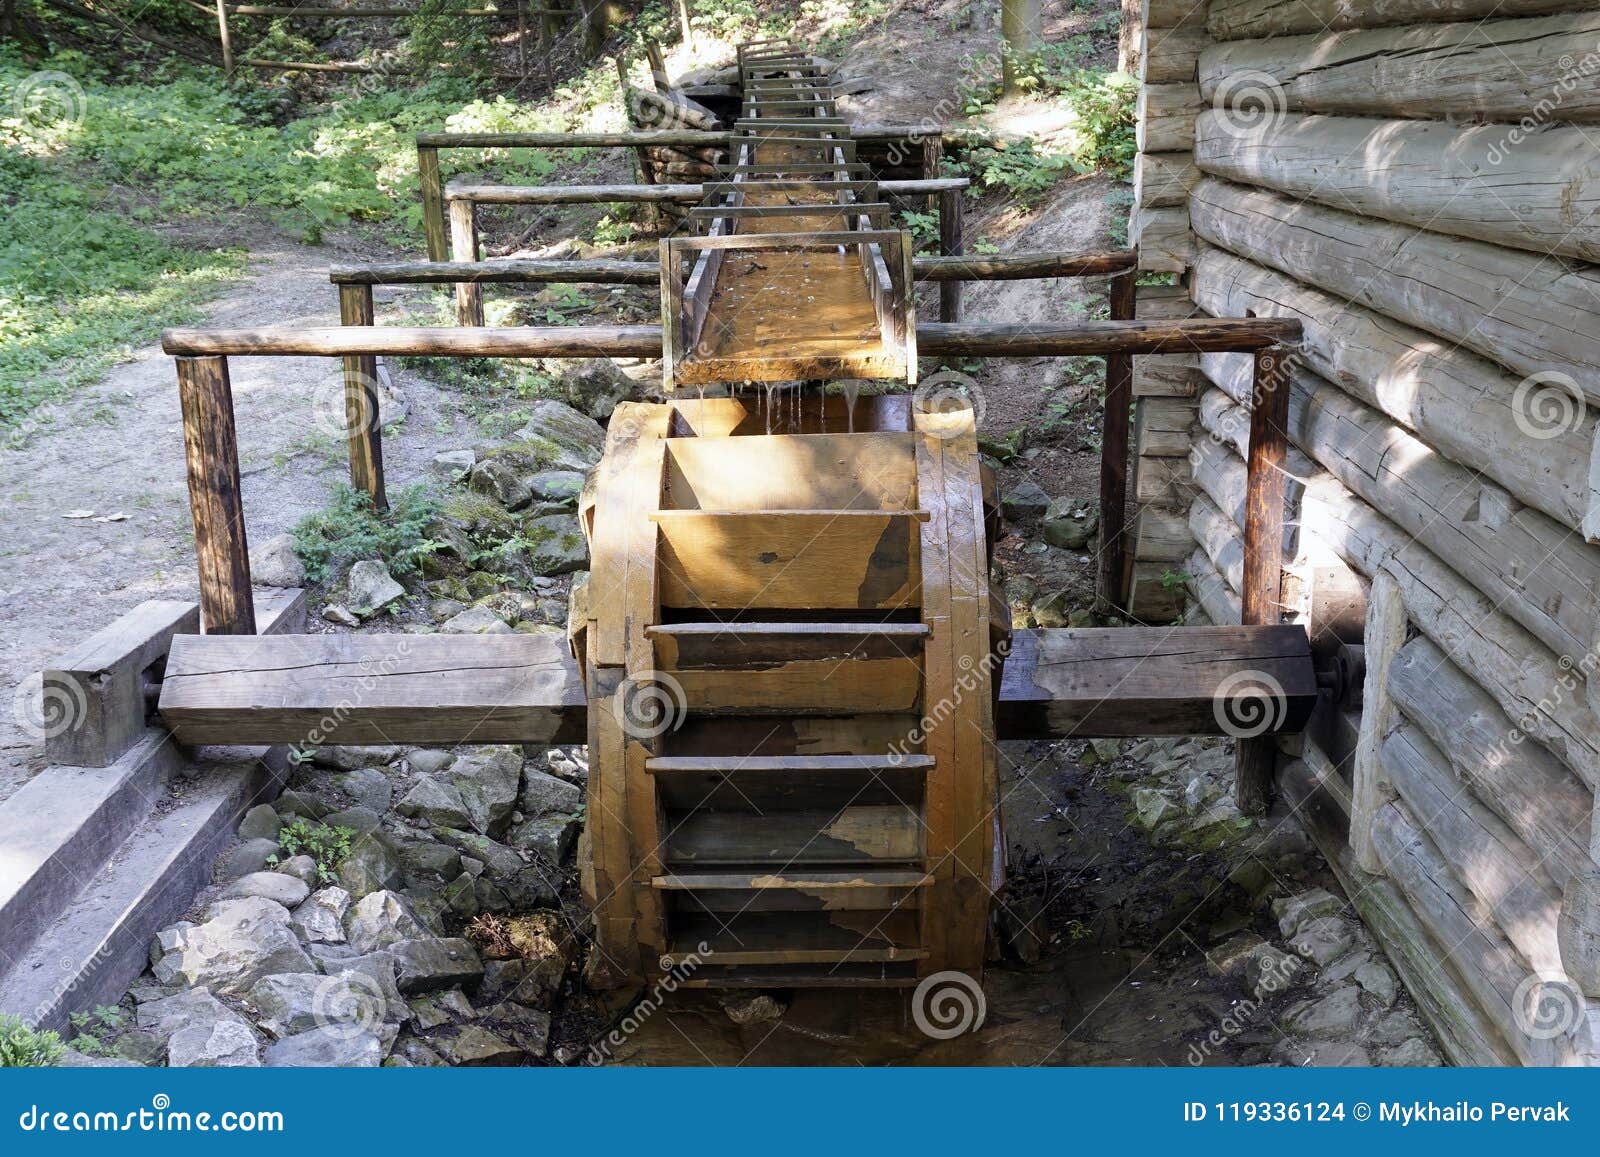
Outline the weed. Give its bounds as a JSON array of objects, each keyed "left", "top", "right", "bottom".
[
  {"left": 0, "top": 1015, "right": 65, "bottom": 1067},
  {"left": 291, "top": 483, "right": 442, "bottom": 584},
  {"left": 268, "top": 818, "right": 356, "bottom": 885}
]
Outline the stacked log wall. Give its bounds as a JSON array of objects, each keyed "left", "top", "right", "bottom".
[{"left": 1144, "top": 0, "right": 1600, "bottom": 1063}]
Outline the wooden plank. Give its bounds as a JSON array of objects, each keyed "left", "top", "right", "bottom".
[
  {"left": 175, "top": 356, "right": 255, "bottom": 636},
  {"left": 1350, "top": 570, "right": 1403, "bottom": 874},
  {"left": 448, "top": 181, "right": 703, "bottom": 204},
  {"left": 1235, "top": 345, "right": 1292, "bottom": 813},
  {"left": 665, "top": 806, "right": 924, "bottom": 865},
  {"left": 665, "top": 431, "right": 917, "bottom": 511},
  {"left": 997, "top": 625, "right": 1315, "bottom": 739},
  {"left": 647, "top": 755, "right": 934, "bottom": 774},
  {"left": 920, "top": 318, "right": 1300, "bottom": 356},
  {"left": 655, "top": 510, "right": 924, "bottom": 610},
  {"left": 158, "top": 632, "right": 586, "bottom": 745},
  {"left": 663, "top": 911, "right": 926, "bottom": 966}
]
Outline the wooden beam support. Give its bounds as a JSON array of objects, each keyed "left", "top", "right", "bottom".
[
  {"left": 449, "top": 198, "right": 484, "bottom": 327},
  {"left": 1098, "top": 268, "right": 1137, "bottom": 611},
  {"left": 336, "top": 283, "right": 386, "bottom": 510},
  {"left": 937, "top": 182, "right": 964, "bottom": 322},
  {"left": 1234, "top": 344, "right": 1292, "bottom": 814},
  {"left": 418, "top": 144, "right": 446, "bottom": 262},
  {"left": 174, "top": 356, "right": 255, "bottom": 636}
]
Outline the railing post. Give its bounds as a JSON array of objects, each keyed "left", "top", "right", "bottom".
[
  {"left": 450, "top": 196, "right": 485, "bottom": 326},
  {"left": 338, "top": 283, "right": 388, "bottom": 511},
  {"left": 418, "top": 143, "right": 447, "bottom": 262},
  {"left": 1234, "top": 343, "right": 1293, "bottom": 814},
  {"left": 938, "top": 183, "right": 964, "bottom": 323},
  {"left": 1096, "top": 268, "right": 1137, "bottom": 612},
  {"left": 215, "top": 0, "right": 234, "bottom": 78},
  {"left": 175, "top": 355, "right": 256, "bottom": 635}
]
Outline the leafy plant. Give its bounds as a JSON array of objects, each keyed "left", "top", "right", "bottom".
[
  {"left": 897, "top": 208, "right": 939, "bottom": 250},
  {"left": 1160, "top": 568, "right": 1194, "bottom": 591},
  {"left": 268, "top": 818, "right": 356, "bottom": 884},
  {"left": 959, "top": 139, "right": 1070, "bottom": 204},
  {"left": 0, "top": 1015, "right": 65, "bottom": 1067},
  {"left": 291, "top": 483, "right": 442, "bottom": 584}
]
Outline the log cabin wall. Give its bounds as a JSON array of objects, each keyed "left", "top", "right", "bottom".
[{"left": 1133, "top": 0, "right": 1600, "bottom": 1065}]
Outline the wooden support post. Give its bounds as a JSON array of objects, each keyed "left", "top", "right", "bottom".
[
  {"left": 215, "top": 0, "right": 234, "bottom": 78},
  {"left": 1350, "top": 570, "right": 1404, "bottom": 873},
  {"left": 418, "top": 145, "right": 447, "bottom": 262},
  {"left": 175, "top": 356, "right": 256, "bottom": 636},
  {"left": 449, "top": 198, "right": 485, "bottom": 326},
  {"left": 1233, "top": 344, "right": 1292, "bottom": 813},
  {"left": 1097, "top": 269, "right": 1137, "bottom": 612},
  {"left": 337, "top": 283, "right": 387, "bottom": 511},
  {"left": 937, "top": 183, "right": 964, "bottom": 323}
]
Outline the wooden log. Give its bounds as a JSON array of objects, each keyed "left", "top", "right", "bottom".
[
  {"left": 1130, "top": 205, "right": 1193, "bottom": 272},
  {"left": 1134, "top": 357, "right": 1199, "bottom": 398},
  {"left": 1134, "top": 505, "right": 1193, "bottom": 562},
  {"left": 1136, "top": 83, "right": 1203, "bottom": 153},
  {"left": 1189, "top": 176, "right": 1600, "bottom": 387},
  {"left": 1559, "top": 872, "right": 1600, "bottom": 997},
  {"left": 1099, "top": 269, "right": 1137, "bottom": 609},
  {"left": 1234, "top": 344, "right": 1291, "bottom": 813},
  {"left": 418, "top": 144, "right": 446, "bottom": 262},
  {"left": 1371, "top": 798, "right": 1575, "bottom": 1067},
  {"left": 1195, "top": 112, "right": 1600, "bottom": 264},
  {"left": 1388, "top": 635, "right": 1593, "bottom": 888},
  {"left": 446, "top": 180, "right": 704, "bottom": 204},
  {"left": 1133, "top": 150, "right": 1199, "bottom": 208},
  {"left": 449, "top": 198, "right": 483, "bottom": 328},
  {"left": 1185, "top": 545, "right": 1241, "bottom": 625},
  {"left": 1207, "top": 0, "right": 1586, "bottom": 40},
  {"left": 1199, "top": 13, "right": 1600, "bottom": 123},
  {"left": 1188, "top": 491, "right": 1243, "bottom": 594},
  {"left": 419, "top": 129, "right": 728, "bottom": 149},
  {"left": 1135, "top": 448, "right": 1193, "bottom": 504},
  {"left": 1350, "top": 571, "right": 1402, "bottom": 874},
  {"left": 922, "top": 318, "right": 1299, "bottom": 355},
  {"left": 1141, "top": 25, "right": 1209, "bottom": 83},
  {"left": 1144, "top": 0, "right": 1205, "bottom": 29},
  {"left": 336, "top": 284, "right": 386, "bottom": 511},
  {"left": 1191, "top": 246, "right": 1595, "bottom": 532},
  {"left": 1135, "top": 396, "right": 1198, "bottom": 458},
  {"left": 175, "top": 357, "right": 254, "bottom": 636},
  {"left": 1301, "top": 473, "right": 1600, "bottom": 788},
  {"left": 996, "top": 625, "right": 1315, "bottom": 739},
  {"left": 938, "top": 184, "right": 964, "bottom": 323},
  {"left": 1197, "top": 340, "right": 1600, "bottom": 665},
  {"left": 1381, "top": 720, "right": 1565, "bottom": 975}
]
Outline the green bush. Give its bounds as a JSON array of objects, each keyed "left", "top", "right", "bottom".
[
  {"left": 291, "top": 483, "right": 443, "bottom": 584},
  {"left": 269, "top": 818, "right": 356, "bottom": 885},
  {"left": 0, "top": 1015, "right": 65, "bottom": 1067}
]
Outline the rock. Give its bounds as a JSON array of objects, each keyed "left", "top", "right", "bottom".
[
  {"left": 334, "top": 767, "right": 393, "bottom": 813},
  {"left": 137, "top": 988, "right": 243, "bottom": 1044},
  {"left": 221, "top": 872, "right": 311, "bottom": 908},
  {"left": 1378, "top": 1037, "right": 1442, "bottom": 1066},
  {"left": 515, "top": 515, "right": 589, "bottom": 576},
  {"left": 483, "top": 1001, "right": 551, "bottom": 1056},
  {"left": 1204, "top": 933, "right": 1266, "bottom": 979},
  {"left": 337, "top": 834, "right": 404, "bottom": 897},
  {"left": 1000, "top": 480, "right": 1050, "bottom": 521},
  {"left": 314, "top": 745, "right": 403, "bottom": 771},
  {"left": 398, "top": 777, "right": 474, "bottom": 828},
  {"left": 214, "top": 838, "right": 282, "bottom": 882},
  {"left": 448, "top": 747, "right": 524, "bottom": 837},
  {"left": 112, "top": 1030, "right": 166, "bottom": 1065},
  {"left": 527, "top": 469, "right": 586, "bottom": 505},
  {"left": 468, "top": 456, "right": 534, "bottom": 510},
  {"left": 57, "top": 1049, "right": 143, "bottom": 1068},
  {"left": 1029, "top": 590, "right": 1071, "bottom": 628},
  {"left": 292, "top": 886, "right": 352, "bottom": 943},
  {"left": 249, "top": 533, "right": 306, "bottom": 588},
  {"left": 1131, "top": 788, "right": 1178, "bottom": 830},
  {"left": 1246, "top": 944, "right": 1308, "bottom": 999},
  {"left": 389, "top": 1037, "right": 447, "bottom": 1066},
  {"left": 1369, "top": 1008, "right": 1425, "bottom": 1047},
  {"left": 408, "top": 749, "right": 456, "bottom": 775},
  {"left": 346, "top": 560, "right": 405, "bottom": 619},
  {"left": 1273, "top": 1039, "right": 1372, "bottom": 1067},
  {"left": 275, "top": 788, "right": 336, "bottom": 819},
  {"left": 506, "top": 813, "right": 579, "bottom": 863},
  {"left": 1041, "top": 497, "right": 1098, "bottom": 550},
  {"left": 167, "top": 1019, "right": 260, "bottom": 1068},
  {"left": 721, "top": 993, "right": 785, "bottom": 1025},
  {"left": 518, "top": 768, "right": 582, "bottom": 818},
  {"left": 1273, "top": 888, "right": 1345, "bottom": 936},
  {"left": 475, "top": 913, "right": 574, "bottom": 1008},
  {"left": 442, "top": 606, "right": 513, "bottom": 634},
  {"left": 277, "top": 855, "right": 320, "bottom": 886},
  {"left": 262, "top": 1025, "right": 383, "bottom": 1067},
  {"left": 1322, "top": 950, "right": 1371, "bottom": 984},
  {"left": 544, "top": 748, "right": 587, "bottom": 784},
  {"left": 431, "top": 449, "right": 476, "bottom": 481},
  {"left": 444, "top": 1025, "right": 525, "bottom": 1066},
  {"left": 1289, "top": 916, "right": 1357, "bottom": 967},
  {"left": 548, "top": 357, "right": 636, "bottom": 419},
  {"left": 338, "top": 951, "right": 409, "bottom": 1024},
  {"left": 395, "top": 836, "right": 463, "bottom": 882},
  {"left": 432, "top": 829, "right": 524, "bottom": 879},
  {"left": 322, "top": 806, "right": 383, "bottom": 836},
  {"left": 391, "top": 937, "right": 484, "bottom": 995},
  {"left": 1286, "top": 986, "right": 1364, "bottom": 1038},
  {"left": 151, "top": 899, "right": 316, "bottom": 997},
  {"left": 322, "top": 604, "right": 361, "bottom": 627},
  {"left": 345, "top": 890, "right": 430, "bottom": 953},
  {"left": 515, "top": 399, "right": 605, "bottom": 465},
  {"left": 249, "top": 971, "right": 387, "bottom": 1039},
  {"left": 238, "top": 804, "right": 282, "bottom": 842},
  {"left": 1353, "top": 960, "right": 1398, "bottom": 1008}
]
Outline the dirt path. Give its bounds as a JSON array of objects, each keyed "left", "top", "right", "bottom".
[{"left": 0, "top": 232, "right": 473, "bottom": 803}]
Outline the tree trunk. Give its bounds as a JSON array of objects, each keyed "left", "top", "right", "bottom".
[
  {"left": 674, "top": 0, "right": 690, "bottom": 43},
  {"left": 1000, "top": 0, "right": 1040, "bottom": 93}
]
